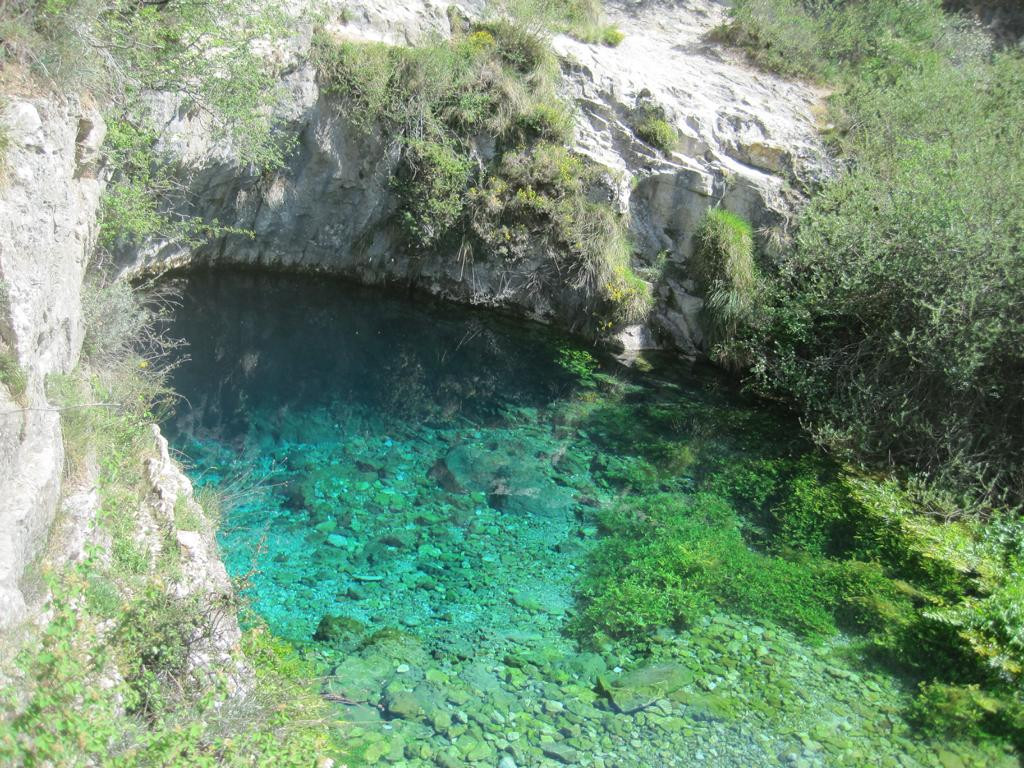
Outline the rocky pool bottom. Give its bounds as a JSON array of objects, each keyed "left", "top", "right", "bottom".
[{"left": 164, "top": 271, "right": 1017, "bottom": 768}]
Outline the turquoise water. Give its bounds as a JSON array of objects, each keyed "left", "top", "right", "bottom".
[{"left": 164, "top": 271, "right": 1013, "bottom": 768}]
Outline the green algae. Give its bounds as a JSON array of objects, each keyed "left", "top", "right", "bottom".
[{"left": 162, "top": 271, "right": 1018, "bottom": 768}]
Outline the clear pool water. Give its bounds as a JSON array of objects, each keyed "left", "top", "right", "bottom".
[{"left": 163, "top": 270, "right": 1013, "bottom": 768}]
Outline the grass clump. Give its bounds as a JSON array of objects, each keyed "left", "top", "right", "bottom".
[
  {"left": 630, "top": 99, "right": 676, "bottom": 155},
  {"left": 498, "top": 0, "right": 624, "bottom": 46},
  {"left": 689, "top": 208, "right": 758, "bottom": 369},
  {"left": 0, "top": 349, "right": 27, "bottom": 401}
]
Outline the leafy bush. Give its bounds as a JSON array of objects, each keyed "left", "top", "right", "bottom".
[
  {"left": 395, "top": 138, "right": 473, "bottom": 247},
  {"left": 744, "top": 50, "right": 1024, "bottom": 507}
]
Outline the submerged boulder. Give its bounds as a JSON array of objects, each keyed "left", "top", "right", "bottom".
[{"left": 596, "top": 662, "right": 696, "bottom": 714}]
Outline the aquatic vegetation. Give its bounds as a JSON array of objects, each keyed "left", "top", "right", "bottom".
[{"left": 577, "top": 492, "right": 838, "bottom": 642}]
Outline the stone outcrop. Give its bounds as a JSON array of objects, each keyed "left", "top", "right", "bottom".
[
  {"left": 0, "top": 96, "right": 105, "bottom": 629},
  {"left": 122, "top": 0, "right": 830, "bottom": 355},
  {"left": 141, "top": 426, "right": 245, "bottom": 688},
  {"left": 0, "top": 96, "right": 241, "bottom": 663}
]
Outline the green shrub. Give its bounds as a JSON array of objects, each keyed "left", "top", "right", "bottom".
[
  {"left": 716, "top": 0, "right": 950, "bottom": 81},
  {"left": 116, "top": 588, "right": 206, "bottom": 716},
  {"left": 745, "top": 48, "right": 1024, "bottom": 507},
  {"left": 516, "top": 98, "right": 575, "bottom": 143},
  {"left": 476, "top": 19, "right": 551, "bottom": 74},
  {"left": 689, "top": 209, "right": 758, "bottom": 368},
  {"left": 712, "top": 0, "right": 827, "bottom": 79},
  {"left": 634, "top": 116, "right": 676, "bottom": 154},
  {"left": 499, "top": 0, "right": 620, "bottom": 45},
  {"left": 572, "top": 23, "right": 625, "bottom": 46},
  {"left": 395, "top": 138, "right": 473, "bottom": 247},
  {"left": 471, "top": 143, "right": 651, "bottom": 326},
  {"left": 598, "top": 25, "right": 625, "bottom": 46}
]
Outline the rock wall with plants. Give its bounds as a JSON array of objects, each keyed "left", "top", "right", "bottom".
[{"left": 115, "top": 0, "right": 828, "bottom": 355}]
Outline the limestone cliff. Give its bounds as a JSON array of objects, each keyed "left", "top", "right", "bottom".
[{"left": 0, "top": 96, "right": 104, "bottom": 629}]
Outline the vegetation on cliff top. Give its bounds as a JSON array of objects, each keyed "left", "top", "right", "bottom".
[
  {"left": 2, "top": 0, "right": 293, "bottom": 247},
  {"left": 311, "top": 7, "right": 652, "bottom": 328}
]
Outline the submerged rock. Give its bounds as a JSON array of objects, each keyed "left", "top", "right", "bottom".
[{"left": 596, "top": 663, "right": 696, "bottom": 714}]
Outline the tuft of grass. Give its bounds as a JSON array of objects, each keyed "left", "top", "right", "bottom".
[
  {"left": 631, "top": 99, "right": 677, "bottom": 155},
  {"left": 0, "top": 348, "right": 28, "bottom": 401},
  {"left": 572, "top": 22, "right": 625, "bottom": 46},
  {"left": 689, "top": 208, "right": 758, "bottom": 368}
]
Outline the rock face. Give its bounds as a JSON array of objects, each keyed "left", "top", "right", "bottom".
[
  {"left": 123, "top": 0, "right": 830, "bottom": 355},
  {"left": 0, "top": 96, "right": 105, "bottom": 629},
  {"left": 556, "top": 0, "right": 832, "bottom": 351},
  {"left": 141, "top": 426, "right": 245, "bottom": 688}
]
